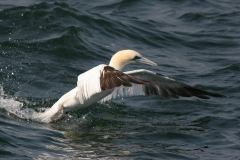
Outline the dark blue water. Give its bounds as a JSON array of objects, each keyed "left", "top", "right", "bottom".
[{"left": 0, "top": 0, "right": 240, "bottom": 159}]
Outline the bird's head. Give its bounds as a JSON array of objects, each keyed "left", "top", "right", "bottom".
[{"left": 109, "top": 50, "right": 158, "bottom": 71}]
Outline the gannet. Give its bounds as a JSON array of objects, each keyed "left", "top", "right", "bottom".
[{"left": 38, "top": 50, "right": 226, "bottom": 123}]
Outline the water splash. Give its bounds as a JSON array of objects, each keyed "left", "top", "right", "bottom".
[{"left": 0, "top": 85, "right": 56, "bottom": 123}]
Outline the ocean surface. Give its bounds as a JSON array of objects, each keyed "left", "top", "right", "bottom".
[{"left": 0, "top": 0, "right": 240, "bottom": 159}]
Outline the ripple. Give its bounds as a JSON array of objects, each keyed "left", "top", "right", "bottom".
[{"left": 0, "top": 0, "right": 240, "bottom": 159}]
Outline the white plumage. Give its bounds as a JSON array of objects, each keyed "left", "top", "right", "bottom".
[
  {"left": 38, "top": 64, "right": 112, "bottom": 122},
  {"left": 38, "top": 50, "right": 225, "bottom": 123},
  {"left": 76, "top": 64, "right": 113, "bottom": 109}
]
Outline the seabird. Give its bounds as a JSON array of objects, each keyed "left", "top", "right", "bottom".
[{"left": 38, "top": 50, "right": 226, "bottom": 123}]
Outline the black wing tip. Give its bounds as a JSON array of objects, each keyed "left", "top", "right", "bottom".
[
  {"left": 183, "top": 86, "right": 226, "bottom": 99},
  {"left": 209, "top": 90, "right": 227, "bottom": 97},
  {"left": 213, "top": 94, "right": 227, "bottom": 98}
]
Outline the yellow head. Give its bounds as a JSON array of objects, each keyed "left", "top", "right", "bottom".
[{"left": 109, "top": 50, "right": 158, "bottom": 71}]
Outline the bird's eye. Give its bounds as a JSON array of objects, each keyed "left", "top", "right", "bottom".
[{"left": 133, "top": 56, "right": 141, "bottom": 60}]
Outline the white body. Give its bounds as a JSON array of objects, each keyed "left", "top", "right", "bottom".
[{"left": 38, "top": 64, "right": 113, "bottom": 122}]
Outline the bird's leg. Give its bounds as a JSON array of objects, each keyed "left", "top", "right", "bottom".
[{"left": 50, "top": 105, "right": 65, "bottom": 123}]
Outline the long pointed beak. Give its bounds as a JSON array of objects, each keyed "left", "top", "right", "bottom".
[{"left": 135, "top": 57, "right": 158, "bottom": 66}]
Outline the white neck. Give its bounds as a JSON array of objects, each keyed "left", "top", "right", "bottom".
[{"left": 109, "top": 59, "right": 128, "bottom": 72}]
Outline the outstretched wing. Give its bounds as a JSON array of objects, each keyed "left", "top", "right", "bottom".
[
  {"left": 100, "top": 69, "right": 226, "bottom": 102},
  {"left": 77, "top": 65, "right": 150, "bottom": 105}
]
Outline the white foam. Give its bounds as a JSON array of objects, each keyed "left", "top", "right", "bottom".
[{"left": 0, "top": 85, "right": 52, "bottom": 123}]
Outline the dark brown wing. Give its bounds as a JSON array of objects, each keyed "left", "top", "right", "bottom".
[
  {"left": 125, "top": 69, "right": 226, "bottom": 99},
  {"left": 100, "top": 69, "right": 226, "bottom": 102},
  {"left": 100, "top": 66, "right": 149, "bottom": 91}
]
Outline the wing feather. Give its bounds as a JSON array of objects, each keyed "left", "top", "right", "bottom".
[
  {"left": 100, "top": 69, "right": 226, "bottom": 102},
  {"left": 100, "top": 66, "right": 148, "bottom": 91}
]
